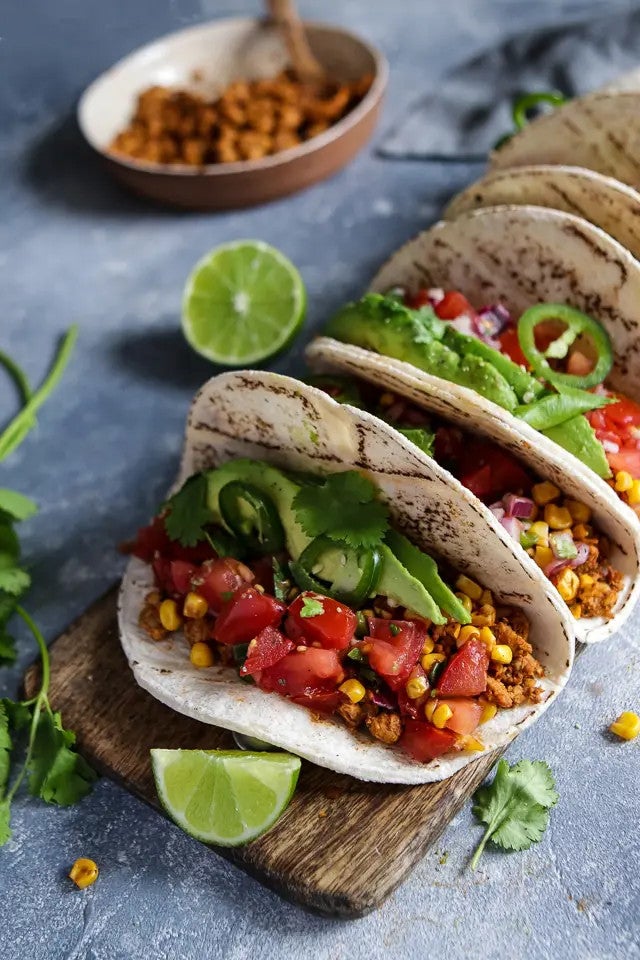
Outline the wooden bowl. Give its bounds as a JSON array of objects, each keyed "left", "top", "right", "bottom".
[{"left": 77, "top": 17, "right": 387, "bottom": 210}]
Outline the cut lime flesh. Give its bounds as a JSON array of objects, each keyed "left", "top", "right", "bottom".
[
  {"left": 182, "top": 240, "right": 306, "bottom": 366},
  {"left": 151, "top": 748, "right": 301, "bottom": 846}
]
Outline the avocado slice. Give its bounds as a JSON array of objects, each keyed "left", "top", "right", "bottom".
[
  {"left": 442, "top": 326, "right": 543, "bottom": 403},
  {"left": 542, "top": 415, "right": 611, "bottom": 478},
  {"left": 385, "top": 529, "right": 471, "bottom": 624},
  {"left": 204, "top": 458, "right": 449, "bottom": 622}
]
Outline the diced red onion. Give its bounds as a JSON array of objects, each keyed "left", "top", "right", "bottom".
[
  {"left": 500, "top": 516, "right": 522, "bottom": 540},
  {"left": 503, "top": 493, "right": 535, "bottom": 520},
  {"left": 544, "top": 557, "right": 571, "bottom": 578},
  {"left": 569, "top": 542, "right": 590, "bottom": 568},
  {"left": 427, "top": 287, "right": 444, "bottom": 306},
  {"left": 448, "top": 314, "right": 476, "bottom": 337},
  {"left": 549, "top": 530, "right": 577, "bottom": 560},
  {"left": 489, "top": 502, "right": 506, "bottom": 521},
  {"left": 473, "top": 303, "right": 513, "bottom": 341},
  {"left": 370, "top": 689, "right": 397, "bottom": 711},
  {"left": 386, "top": 401, "right": 406, "bottom": 422},
  {"left": 602, "top": 439, "right": 620, "bottom": 453}
]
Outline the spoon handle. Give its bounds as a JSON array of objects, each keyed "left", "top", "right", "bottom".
[{"left": 266, "top": 0, "right": 325, "bottom": 83}]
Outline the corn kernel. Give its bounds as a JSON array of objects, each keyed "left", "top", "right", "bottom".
[
  {"left": 190, "top": 642, "right": 214, "bottom": 668},
  {"left": 628, "top": 480, "right": 640, "bottom": 505},
  {"left": 556, "top": 568, "right": 579, "bottom": 603},
  {"left": 480, "top": 701, "right": 498, "bottom": 724},
  {"left": 614, "top": 471, "right": 634, "bottom": 493},
  {"left": 579, "top": 574, "right": 594, "bottom": 589},
  {"left": 432, "top": 703, "right": 453, "bottom": 729},
  {"left": 421, "top": 652, "right": 446, "bottom": 672},
  {"left": 460, "top": 735, "right": 484, "bottom": 752},
  {"left": 491, "top": 644, "right": 513, "bottom": 664},
  {"left": 480, "top": 589, "right": 493, "bottom": 606},
  {"left": 69, "top": 858, "right": 99, "bottom": 890},
  {"left": 565, "top": 499, "right": 591, "bottom": 523},
  {"left": 455, "top": 592, "right": 473, "bottom": 613},
  {"left": 455, "top": 575, "right": 483, "bottom": 601},
  {"left": 610, "top": 711, "right": 640, "bottom": 740},
  {"left": 379, "top": 392, "right": 395, "bottom": 407},
  {"left": 534, "top": 545, "right": 554, "bottom": 569},
  {"left": 479, "top": 626, "right": 496, "bottom": 651},
  {"left": 572, "top": 523, "right": 591, "bottom": 541},
  {"left": 159, "top": 599, "right": 182, "bottom": 631},
  {"left": 422, "top": 637, "right": 435, "bottom": 655},
  {"left": 569, "top": 603, "right": 582, "bottom": 619},
  {"left": 529, "top": 520, "right": 549, "bottom": 546},
  {"left": 424, "top": 700, "right": 438, "bottom": 722},
  {"left": 532, "top": 481, "right": 560, "bottom": 506},
  {"left": 544, "top": 504, "right": 573, "bottom": 529},
  {"left": 472, "top": 604, "right": 496, "bottom": 627},
  {"left": 183, "top": 592, "right": 208, "bottom": 619},
  {"left": 405, "top": 675, "right": 429, "bottom": 699},
  {"left": 339, "top": 679, "right": 366, "bottom": 704},
  {"left": 448, "top": 622, "right": 461, "bottom": 639}
]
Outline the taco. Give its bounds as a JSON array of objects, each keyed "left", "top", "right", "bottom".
[
  {"left": 322, "top": 204, "right": 640, "bottom": 524},
  {"left": 488, "top": 92, "right": 640, "bottom": 190},
  {"left": 118, "top": 371, "right": 573, "bottom": 784},
  {"left": 444, "top": 165, "right": 640, "bottom": 261},
  {"left": 305, "top": 342, "right": 640, "bottom": 643}
]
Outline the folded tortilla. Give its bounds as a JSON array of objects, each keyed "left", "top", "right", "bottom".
[{"left": 118, "top": 371, "right": 574, "bottom": 784}]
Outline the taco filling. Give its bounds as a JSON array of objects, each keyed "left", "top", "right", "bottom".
[
  {"left": 311, "top": 374, "right": 624, "bottom": 621},
  {"left": 325, "top": 289, "right": 640, "bottom": 515},
  {"left": 125, "top": 459, "right": 546, "bottom": 764}
]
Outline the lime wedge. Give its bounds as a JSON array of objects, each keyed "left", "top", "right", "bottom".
[
  {"left": 151, "top": 748, "right": 301, "bottom": 846},
  {"left": 181, "top": 240, "right": 306, "bottom": 365}
]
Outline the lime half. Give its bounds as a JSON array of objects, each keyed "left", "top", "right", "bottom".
[
  {"left": 151, "top": 748, "right": 301, "bottom": 846},
  {"left": 181, "top": 240, "right": 306, "bottom": 365}
]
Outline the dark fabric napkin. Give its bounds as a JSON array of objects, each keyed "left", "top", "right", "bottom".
[{"left": 379, "top": 7, "right": 640, "bottom": 160}]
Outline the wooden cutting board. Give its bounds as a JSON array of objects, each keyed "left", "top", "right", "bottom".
[{"left": 25, "top": 585, "right": 503, "bottom": 917}]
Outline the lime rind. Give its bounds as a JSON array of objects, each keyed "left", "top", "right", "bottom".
[
  {"left": 151, "top": 748, "right": 301, "bottom": 846},
  {"left": 181, "top": 240, "right": 306, "bottom": 366}
]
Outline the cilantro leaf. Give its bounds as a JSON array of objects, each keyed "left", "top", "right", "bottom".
[
  {"left": 0, "top": 524, "right": 30, "bottom": 597},
  {"left": 0, "top": 490, "right": 37, "bottom": 522},
  {"left": 470, "top": 759, "right": 558, "bottom": 869},
  {"left": 0, "top": 594, "right": 17, "bottom": 665},
  {"left": 272, "top": 556, "right": 290, "bottom": 603},
  {"left": 164, "top": 474, "right": 212, "bottom": 547},
  {"left": 397, "top": 427, "right": 435, "bottom": 458},
  {"left": 28, "top": 709, "right": 97, "bottom": 806},
  {"left": 0, "top": 569, "right": 30, "bottom": 596},
  {"left": 300, "top": 596, "right": 324, "bottom": 618},
  {"left": 293, "top": 472, "right": 389, "bottom": 549}
]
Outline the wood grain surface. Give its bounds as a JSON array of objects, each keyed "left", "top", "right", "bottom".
[{"left": 25, "top": 585, "right": 503, "bottom": 917}]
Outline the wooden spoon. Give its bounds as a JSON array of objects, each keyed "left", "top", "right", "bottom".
[{"left": 266, "top": 0, "right": 326, "bottom": 84}]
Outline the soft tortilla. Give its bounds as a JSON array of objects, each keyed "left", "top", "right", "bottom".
[
  {"left": 306, "top": 337, "right": 640, "bottom": 644},
  {"left": 118, "top": 371, "right": 573, "bottom": 784},
  {"left": 444, "top": 165, "right": 640, "bottom": 262},
  {"left": 489, "top": 92, "right": 640, "bottom": 190}
]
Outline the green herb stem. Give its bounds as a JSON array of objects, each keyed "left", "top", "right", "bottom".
[
  {"left": 470, "top": 824, "right": 492, "bottom": 870},
  {"left": 0, "top": 351, "right": 33, "bottom": 406}
]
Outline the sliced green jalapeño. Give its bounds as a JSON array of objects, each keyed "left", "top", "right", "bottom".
[
  {"left": 289, "top": 535, "right": 381, "bottom": 606},
  {"left": 218, "top": 481, "right": 285, "bottom": 555},
  {"left": 517, "top": 303, "right": 613, "bottom": 390}
]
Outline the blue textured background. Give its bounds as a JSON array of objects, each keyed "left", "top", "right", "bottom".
[{"left": 1, "top": 2, "right": 639, "bottom": 957}]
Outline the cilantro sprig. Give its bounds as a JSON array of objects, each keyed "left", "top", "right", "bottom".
[
  {"left": 470, "top": 759, "right": 558, "bottom": 869},
  {"left": 293, "top": 471, "right": 389, "bottom": 550},
  {"left": 163, "top": 474, "right": 211, "bottom": 547}
]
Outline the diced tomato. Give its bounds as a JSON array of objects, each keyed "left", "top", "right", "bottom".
[
  {"left": 497, "top": 326, "right": 528, "bottom": 367},
  {"left": 367, "top": 619, "right": 425, "bottom": 691},
  {"left": 213, "top": 587, "right": 285, "bottom": 646},
  {"left": 436, "top": 698, "right": 483, "bottom": 735},
  {"left": 240, "top": 625, "right": 293, "bottom": 676},
  {"left": 460, "top": 463, "right": 493, "bottom": 499},
  {"left": 607, "top": 447, "right": 640, "bottom": 478},
  {"left": 434, "top": 291, "right": 475, "bottom": 320},
  {"left": 566, "top": 350, "right": 593, "bottom": 377},
  {"left": 126, "top": 516, "right": 216, "bottom": 564},
  {"left": 396, "top": 665, "right": 429, "bottom": 719},
  {"left": 400, "top": 720, "right": 458, "bottom": 762},
  {"left": 286, "top": 592, "right": 357, "bottom": 651},
  {"left": 600, "top": 394, "right": 640, "bottom": 430},
  {"left": 196, "top": 558, "right": 254, "bottom": 612},
  {"left": 587, "top": 392, "right": 640, "bottom": 480},
  {"left": 459, "top": 444, "right": 532, "bottom": 502},
  {"left": 152, "top": 556, "right": 174, "bottom": 594},
  {"left": 438, "top": 638, "right": 489, "bottom": 697},
  {"left": 169, "top": 560, "right": 197, "bottom": 595},
  {"left": 405, "top": 289, "right": 431, "bottom": 309},
  {"left": 290, "top": 691, "right": 343, "bottom": 713},
  {"left": 434, "top": 426, "right": 465, "bottom": 464},
  {"left": 258, "top": 648, "right": 344, "bottom": 698},
  {"left": 250, "top": 555, "right": 277, "bottom": 593}
]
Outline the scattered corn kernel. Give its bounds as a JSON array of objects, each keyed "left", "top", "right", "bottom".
[
  {"left": 534, "top": 545, "right": 554, "bottom": 569},
  {"left": 159, "top": 598, "right": 182, "bottom": 631},
  {"left": 565, "top": 499, "right": 591, "bottom": 523},
  {"left": 491, "top": 644, "right": 513, "bottom": 665},
  {"left": 628, "top": 479, "right": 640, "bottom": 505},
  {"left": 532, "top": 481, "right": 560, "bottom": 506},
  {"left": 424, "top": 700, "right": 438, "bottom": 722},
  {"left": 544, "top": 504, "right": 573, "bottom": 529},
  {"left": 480, "top": 589, "right": 493, "bottom": 606},
  {"left": 405, "top": 675, "right": 429, "bottom": 699},
  {"left": 421, "top": 652, "right": 446, "bottom": 672},
  {"left": 572, "top": 523, "right": 591, "bottom": 540},
  {"left": 448, "top": 622, "right": 461, "bottom": 639},
  {"left": 183, "top": 592, "right": 208, "bottom": 619},
  {"left": 529, "top": 520, "right": 550, "bottom": 546},
  {"left": 472, "top": 604, "right": 496, "bottom": 627},
  {"left": 614, "top": 470, "right": 634, "bottom": 493},
  {"left": 556, "top": 568, "right": 579, "bottom": 603},
  {"left": 432, "top": 703, "right": 453, "bottom": 729},
  {"left": 339, "top": 679, "right": 366, "bottom": 704},
  {"left": 455, "top": 592, "right": 473, "bottom": 613},
  {"left": 458, "top": 625, "right": 480, "bottom": 646},
  {"left": 69, "top": 858, "right": 99, "bottom": 890},
  {"left": 479, "top": 626, "right": 496, "bottom": 651},
  {"left": 460, "top": 735, "right": 485, "bottom": 752},
  {"left": 480, "top": 701, "right": 498, "bottom": 724},
  {"left": 422, "top": 637, "right": 435, "bottom": 655},
  {"left": 579, "top": 574, "right": 594, "bottom": 589},
  {"left": 455, "top": 575, "right": 483, "bottom": 601},
  {"left": 609, "top": 711, "right": 640, "bottom": 740},
  {"left": 379, "top": 392, "right": 395, "bottom": 407},
  {"left": 569, "top": 603, "right": 582, "bottom": 619},
  {"left": 190, "top": 642, "right": 214, "bottom": 668}
]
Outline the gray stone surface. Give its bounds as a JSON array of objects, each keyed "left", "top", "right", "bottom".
[{"left": 1, "top": 1, "right": 638, "bottom": 957}]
